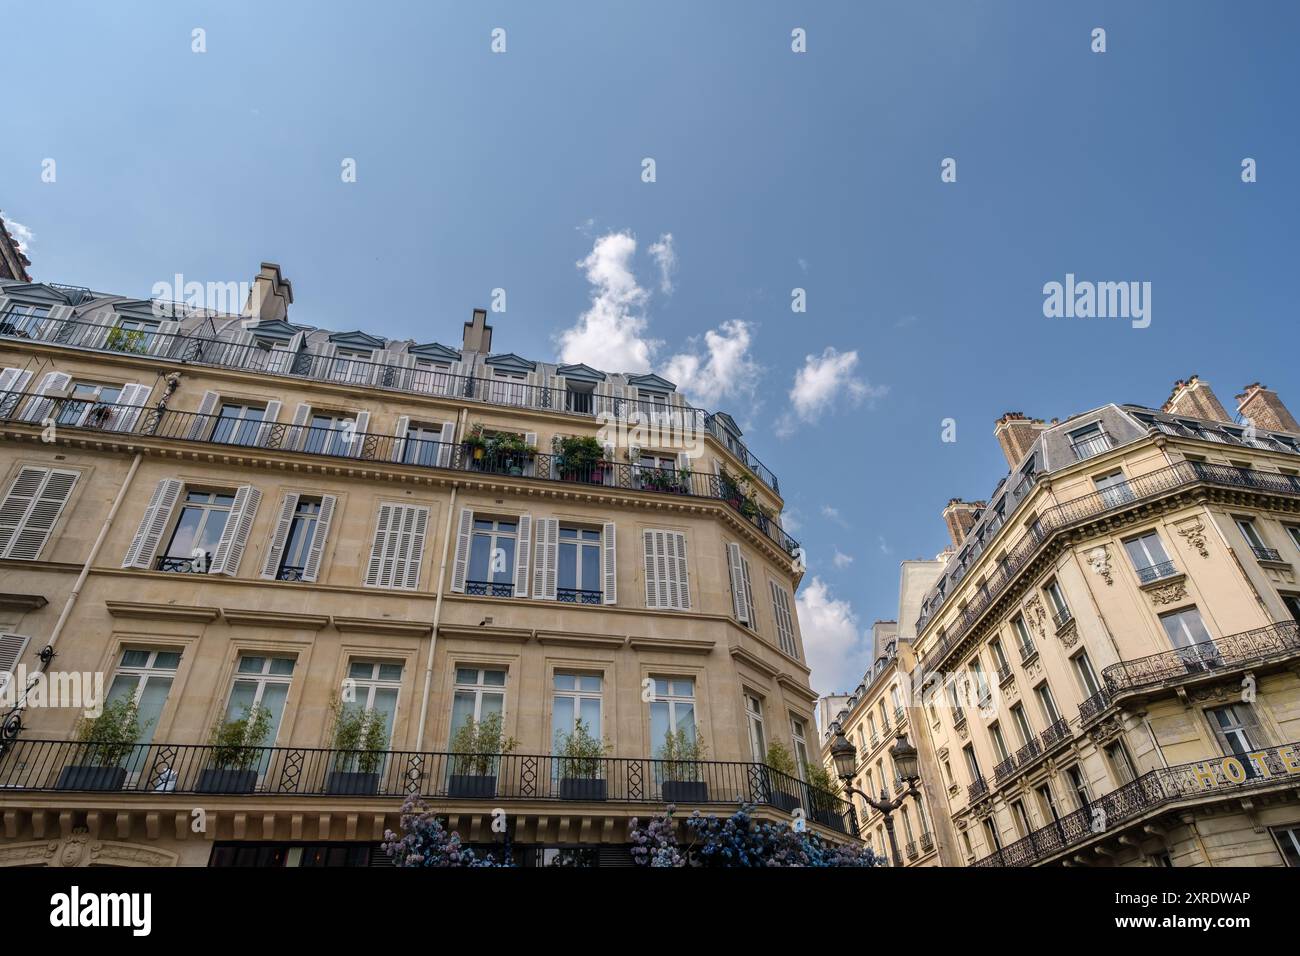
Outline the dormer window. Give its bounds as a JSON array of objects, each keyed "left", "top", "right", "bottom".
[
  {"left": 1069, "top": 423, "right": 1111, "bottom": 461},
  {"left": 106, "top": 317, "right": 160, "bottom": 355},
  {"left": 332, "top": 347, "right": 374, "bottom": 385}
]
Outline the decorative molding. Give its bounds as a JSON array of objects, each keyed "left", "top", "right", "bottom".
[
  {"left": 776, "top": 672, "right": 818, "bottom": 703},
  {"left": 1085, "top": 715, "right": 1124, "bottom": 747},
  {"left": 0, "top": 829, "right": 178, "bottom": 868},
  {"left": 534, "top": 630, "right": 625, "bottom": 650},
  {"left": 628, "top": 635, "right": 714, "bottom": 656},
  {"left": 105, "top": 601, "right": 219, "bottom": 623},
  {"left": 1146, "top": 580, "right": 1189, "bottom": 606},
  {"left": 1086, "top": 545, "right": 1114, "bottom": 585},
  {"left": 332, "top": 616, "right": 433, "bottom": 638},
  {"left": 0, "top": 593, "right": 47, "bottom": 612},
  {"left": 1175, "top": 517, "right": 1210, "bottom": 558},
  {"left": 438, "top": 624, "right": 531, "bottom": 644},
  {"left": 729, "top": 645, "right": 780, "bottom": 678},
  {"left": 1024, "top": 594, "right": 1047, "bottom": 638},
  {"left": 1055, "top": 617, "right": 1080, "bottom": 648},
  {"left": 223, "top": 608, "right": 330, "bottom": 630}
]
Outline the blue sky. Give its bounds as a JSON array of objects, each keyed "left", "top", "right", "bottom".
[{"left": 3, "top": 1, "right": 1297, "bottom": 694}]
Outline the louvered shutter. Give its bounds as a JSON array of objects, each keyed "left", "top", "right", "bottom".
[
  {"left": 449, "top": 507, "right": 474, "bottom": 593},
  {"left": 365, "top": 504, "right": 396, "bottom": 587},
  {"left": 350, "top": 410, "right": 370, "bottom": 458},
  {"left": 288, "top": 403, "right": 312, "bottom": 450},
  {"left": 391, "top": 416, "right": 411, "bottom": 463},
  {"left": 727, "top": 542, "right": 750, "bottom": 623},
  {"left": 602, "top": 521, "right": 617, "bottom": 604},
  {"left": 770, "top": 581, "right": 797, "bottom": 658},
  {"left": 259, "top": 400, "right": 282, "bottom": 448},
  {"left": 300, "top": 494, "right": 336, "bottom": 583},
  {"left": 670, "top": 532, "right": 691, "bottom": 610},
  {"left": 437, "top": 421, "right": 456, "bottom": 468},
  {"left": 189, "top": 390, "right": 220, "bottom": 440},
  {"left": 401, "top": 506, "right": 429, "bottom": 590},
  {"left": 110, "top": 383, "right": 153, "bottom": 432},
  {"left": 533, "top": 519, "right": 546, "bottom": 597},
  {"left": 0, "top": 368, "right": 33, "bottom": 418},
  {"left": 260, "top": 493, "right": 300, "bottom": 578},
  {"left": 0, "top": 467, "right": 80, "bottom": 560},
  {"left": 542, "top": 518, "right": 560, "bottom": 600},
  {"left": 209, "top": 485, "right": 261, "bottom": 576},
  {"left": 121, "top": 478, "right": 182, "bottom": 568},
  {"left": 0, "top": 634, "right": 30, "bottom": 694},
  {"left": 150, "top": 319, "right": 180, "bottom": 356},
  {"left": 643, "top": 530, "right": 662, "bottom": 609},
  {"left": 513, "top": 513, "right": 532, "bottom": 598},
  {"left": 524, "top": 432, "right": 538, "bottom": 477},
  {"left": 364, "top": 503, "right": 428, "bottom": 590},
  {"left": 25, "top": 371, "right": 70, "bottom": 423}
]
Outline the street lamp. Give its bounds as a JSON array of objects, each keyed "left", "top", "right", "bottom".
[{"left": 831, "top": 725, "right": 922, "bottom": 866}]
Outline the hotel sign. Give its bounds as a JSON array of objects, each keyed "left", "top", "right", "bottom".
[{"left": 1189, "top": 744, "right": 1300, "bottom": 788}]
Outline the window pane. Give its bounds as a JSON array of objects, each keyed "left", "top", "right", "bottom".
[
  {"left": 269, "top": 657, "right": 295, "bottom": 675},
  {"left": 552, "top": 696, "right": 574, "bottom": 745},
  {"left": 237, "top": 656, "right": 265, "bottom": 674},
  {"left": 579, "top": 697, "right": 601, "bottom": 736},
  {"left": 558, "top": 542, "right": 577, "bottom": 590},
  {"left": 377, "top": 663, "right": 403, "bottom": 682},
  {"left": 153, "top": 652, "right": 181, "bottom": 670},
  {"left": 482, "top": 670, "right": 506, "bottom": 686},
  {"left": 450, "top": 691, "right": 476, "bottom": 737},
  {"left": 120, "top": 649, "right": 150, "bottom": 668},
  {"left": 553, "top": 673, "right": 576, "bottom": 691},
  {"left": 455, "top": 668, "right": 478, "bottom": 684},
  {"left": 349, "top": 661, "right": 372, "bottom": 680}
]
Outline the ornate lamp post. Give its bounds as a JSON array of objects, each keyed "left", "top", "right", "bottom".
[{"left": 830, "top": 723, "right": 921, "bottom": 866}]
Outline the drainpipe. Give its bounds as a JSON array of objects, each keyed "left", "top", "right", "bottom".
[{"left": 414, "top": 482, "right": 458, "bottom": 750}]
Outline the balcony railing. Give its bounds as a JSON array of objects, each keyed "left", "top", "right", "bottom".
[
  {"left": 1013, "top": 737, "right": 1041, "bottom": 766},
  {"left": 0, "top": 739, "right": 854, "bottom": 832},
  {"left": 1135, "top": 560, "right": 1179, "bottom": 584},
  {"left": 1018, "top": 641, "right": 1038, "bottom": 666},
  {"left": 1252, "top": 545, "right": 1282, "bottom": 562},
  {"left": 1039, "top": 716, "right": 1070, "bottom": 750},
  {"left": 557, "top": 587, "right": 602, "bottom": 605},
  {"left": 466, "top": 580, "right": 514, "bottom": 598},
  {"left": 993, "top": 756, "right": 1017, "bottom": 784},
  {"left": 905, "top": 840, "right": 918, "bottom": 860},
  {"left": 1051, "top": 606, "right": 1073, "bottom": 629},
  {"left": 920, "top": 831, "right": 934, "bottom": 852},
  {"left": 155, "top": 553, "right": 209, "bottom": 574},
  {"left": 967, "top": 777, "right": 988, "bottom": 802},
  {"left": 996, "top": 663, "right": 1013, "bottom": 685},
  {"left": 919, "top": 459, "right": 1300, "bottom": 669},
  {"left": 973, "top": 739, "right": 1300, "bottom": 867},
  {"left": 1077, "top": 690, "right": 1111, "bottom": 725},
  {"left": 0, "top": 314, "right": 785, "bottom": 495},
  {"left": 0, "top": 391, "right": 800, "bottom": 556},
  {"left": 1069, "top": 432, "right": 1114, "bottom": 461}
]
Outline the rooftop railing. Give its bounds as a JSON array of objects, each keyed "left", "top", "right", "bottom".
[
  {"left": 0, "top": 391, "right": 800, "bottom": 556},
  {"left": 0, "top": 313, "right": 783, "bottom": 495},
  {"left": 0, "top": 739, "right": 853, "bottom": 833}
]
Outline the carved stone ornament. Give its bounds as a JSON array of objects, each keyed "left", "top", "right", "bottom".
[
  {"left": 1148, "top": 581, "right": 1188, "bottom": 606},
  {"left": 1087, "top": 545, "right": 1114, "bottom": 585},
  {"left": 0, "top": 828, "right": 178, "bottom": 868},
  {"left": 1175, "top": 517, "right": 1210, "bottom": 558},
  {"left": 1025, "top": 594, "right": 1048, "bottom": 637},
  {"left": 1056, "top": 616, "right": 1080, "bottom": 649},
  {"left": 1086, "top": 715, "right": 1124, "bottom": 747}
]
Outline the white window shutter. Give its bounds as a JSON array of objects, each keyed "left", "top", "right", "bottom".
[
  {"left": 0, "top": 634, "right": 30, "bottom": 695},
  {"left": 449, "top": 507, "right": 474, "bottom": 593},
  {"left": 289, "top": 403, "right": 312, "bottom": 450},
  {"left": 524, "top": 432, "right": 538, "bottom": 477},
  {"left": 365, "top": 504, "right": 396, "bottom": 587},
  {"left": 727, "top": 542, "right": 749, "bottom": 623},
  {"left": 111, "top": 383, "right": 152, "bottom": 432},
  {"left": 437, "top": 421, "right": 456, "bottom": 467},
  {"left": 189, "top": 390, "right": 220, "bottom": 440},
  {"left": 541, "top": 518, "right": 559, "bottom": 600},
  {"left": 122, "top": 478, "right": 182, "bottom": 569},
  {"left": 671, "top": 531, "right": 691, "bottom": 610},
  {"left": 401, "top": 505, "right": 429, "bottom": 590},
  {"left": 0, "top": 368, "right": 31, "bottom": 419},
  {"left": 770, "top": 581, "right": 797, "bottom": 658},
  {"left": 210, "top": 485, "right": 261, "bottom": 576},
  {"left": 364, "top": 503, "right": 428, "bottom": 590},
  {"left": 602, "top": 521, "right": 617, "bottom": 604},
  {"left": 602, "top": 442, "right": 616, "bottom": 485},
  {"left": 391, "top": 415, "right": 410, "bottom": 463},
  {"left": 513, "top": 513, "right": 532, "bottom": 598},
  {"left": 25, "top": 371, "right": 71, "bottom": 423},
  {"left": 642, "top": 530, "right": 658, "bottom": 608},
  {"left": 300, "top": 494, "right": 336, "bottom": 583},
  {"left": 0, "top": 467, "right": 79, "bottom": 560},
  {"left": 260, "top": 493, "right": 301, "bottom": 578},
  {"left": 677, "top": 452, "right": 691, "bottom": 472},
  {"left": 351, "top": 410, "right": 370, "bottom": 458},
  {"left": 533, "top": 519, "right": 546, "bottom": 597},
  {"left": 260, "top": 400, "right": 282, "bottom": 448}
]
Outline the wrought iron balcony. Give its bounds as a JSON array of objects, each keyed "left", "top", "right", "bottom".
[
  {"left": 1069, "top": 431, "right": 1114, "bottom": 461},
  {"left": 967, "top": 777, "right": 988, "bottom": 802},
  {"left": 1252, "top": 545, "right": 1282, "bottom": 562},
  {"left": 0, "top": 391, "right": 800, "bottom": 557},
  {"left": 1039, "top": 716, "right": 1070, "bottom": 750},
  {"left": 1018, "top": 641, "right": 1038, "bottom": 666},
  {"left": 1013, "top": 737, "right": 1041, "bottom": 766},
  {"left": 0, "top": 314, "right": 787, "bottom": 495},
  {"left": 466, "top": 580, "right": 514, "bottom": 598},
  {"left": 993, "top": 756, "right": 1017, "bottom": 784},
  {"left": 919, "top": 459, "right": 1300, "bottom": 670},
  {"left": 1077, "top": 690, "right": 1112, "bottom": 726},
  {"left": 1051, "top": 606, "right": 1073, "bottom": 629},
  {"left": 155, "top": 552, "right": 210, "bottom": 574},
  {"left": 1135, "top": 560, "right": 1179, "bottom": 584},
  {"left": 894, "top": 705, "right": 906, "bottom": 724},
  {"left": 0, "top": 739, "right": 855, "bottom": 833},
  {"left": 996, "top": 663, "right": 1013, "bottom": 685},
  {"left": 905, "top": 840, "right": 919, "bottom": 860},
  {"left": 557, "top": 587, "right": 602, "bottom": 605},
  {"left": 920, "top": 831, "right": 934, "bottom": 852},
  {"left": 973, "top": 738, "right": 1300, "bottom": 867}
]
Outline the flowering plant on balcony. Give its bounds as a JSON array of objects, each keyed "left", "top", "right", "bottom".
[
  {"left": 382, "top": 795, "right": 513, "bottom": 867},
  {"left": 554, "top": 435, "right": 605, "bottom": 482},
  {"left": 463, "top": 424, "right": 488, "bottom": 459},
  {"left": 718, "top": 466, "right": 771, "bottom": 521}
]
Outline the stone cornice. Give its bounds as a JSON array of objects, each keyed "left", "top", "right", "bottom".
[
  {"left": 333, "top": 616, "right": 433, "bottom": 638},
  {"left": 105, "top": 601, "right": 220, "bottom": 623},
  {"left": 627, "top": 635, "right": 715, "bottom": 656},
  {"left": 222, "top": 608, "right": 330, "bottom": 630},
  {"left": 438, "top": 624, "right": 531, "bottom": 643},
  {"left": 534, "top": 630, "right": 626, "bottom": 649}
]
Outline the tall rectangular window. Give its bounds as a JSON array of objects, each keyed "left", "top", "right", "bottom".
[
  {"left": 1124, "top": 531, "right": 1174, "bottom": 582},
  {"left": 212, "top": 402, "right": 266, "bottom": 447},
  {"left": 557, "top": 526, "right": 602, "bottom": 603},
  {"left": 552, "top": 672, "right": 602, "bottom": 747},
  {"left": 107, "top": 649, "right": 181, "bottom": 746},
  {"left": 1011, "top": 703, "right": 1034, "bottom": 746},
  {"left": 791, "top": 716, "right": 809, "bottom": 775},
  {"left": 1094, "top": 470, "right": 1134, "bottom": 508},
  {"left": 161, "top": 490, "right": 233, "bottom": 573},
  {"left": 345, "top": 660, "right": 402, "bottom": 741},
  {"left": 1072, "top": 651, "right": 1102, "bottom": 698},
  {"left": 743, "top": 693, "right": 765, "bottom": 762},
  {"left": 225, "top": 655, "right": 295, "bottom": 746},
  {"left": 649, "top": 677, "right": 696, "bottom": 753},
  {"left": 278, "top": 498, "right": 322, "bottom": 582},
  {"left": 449, "top": 667, "right": 507, "bottom": 743},
  {"left": 467, "top": 518, "right": 517, "bottom": 596},
  {"left": 1035, "top": 683, "right": 1061, "bottom": 726}
]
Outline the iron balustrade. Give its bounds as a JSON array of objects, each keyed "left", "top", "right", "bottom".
[
  {"left": 1077, "top": 690, "right": 1112, "bottom": 726},
  {"left": 0, "top": 391, "right": 800, "bottom": 556},
  {"left": 920, "top": 831, "right": 935, "bottom": 852},
  {"left": 1013, "top": 737, "right": 1041, "bottom": 766},
  {"left": 905, "top": 840, "right": 918, "bottom": 860},
  {"left": 1018, "top": 641, "right": 1038, "bottom": 666},
  {"left": 0, "top": 314, "right": 789, "bottom": 495},
  {"left": 0, "top": 739, "right": 854, "bottom": 831},
  {"left": 557, "top": 588, "right": 602, "bottom": 605},
  {"left": 996, "top": 663, "right": 1013, "bottom": 685},
  {"left": 1252, "top": 546, "right": 1282, "bottom": 562},
  {"left": 1039, "top": 717, "right": 1070, "bottom": 750},
  {"left": 466, "top": 581, "right": 514, "bottom": 598},
  {"left": 1052, "top": 606, "right": 1073, "bottom": 629},
  {"left": 973, "top": 738, "right": 1300, "bottom": 866},
  {"left": 1070, "top": 432, "right": 1114, "bottom": 461},
  {"left": 275, "top": 566, "right": 306, "bottom": 582},
  {"left": 968, "top": 777, "right": 989, "bottom": 802},
  {"left": 155, "top": 553, "right": 210, "bottom": 574},
  {"left": 1136, "top": 560, "right": 1178, "bottom": 584},
  {"left": 1100, "top": 621, "right": 1300, "bottom": 698},
  {"left": 918, "top": 460, "right": 1300, "bottom": 671},
  {"left": 993, "top": 756, "right": 1017, "bottom": 784}
]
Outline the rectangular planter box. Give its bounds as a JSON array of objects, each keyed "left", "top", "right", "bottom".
[
  {"left": 559, "top": 777, "right": 608, "bottom": 801},
  {"left": 448, "top": 774, "right": 496, "bottom": 799},
  {"left": 55, "top": 765, "right": 127, "bottom": 792},
  {"left": 325, "top": 771, "right": 380, "bottom": 796},
  {"left": 196, "top": 768, "right": 258, "bottom": 794},
  {"left": 661, "top": 780, "right": 709, "bottom": 804}
]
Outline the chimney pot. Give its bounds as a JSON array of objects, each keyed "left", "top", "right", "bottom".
[
  {"left": 993, "top": 412, "right": 1046, "bottom": 468},
  {"left": 941, "top": 498, "right": 986, "bottom": 549},
  {"left": 1236, "top": 382, "right": 1299, "bottom": 434},
  {"left": 1162, "top": 375, "right": 1230, "bottom": 423},
  {"left": 242, "top": 262, "right": 293, "bottom": 322}
]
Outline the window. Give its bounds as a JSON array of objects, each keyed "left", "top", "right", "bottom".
[
  {"left": 0, "top": 301, "right": 51, "bottom": 334},
  {"left": 1207, "top": 704, "right": 1265, "bottom": 774},
  {"left": 1011, "top": 704, "right": 1034, "bottom": 747},
  {"left": 331, "top": 347, "right": 374, "bottom": 385},
  {"left": 1012, "top": 614, "right": 1036, "bottom": 660},
  {"left": 1271, "top": 826, "right": 1300, "bottom": 867},
  {"left": 1065, "top": 765, "right": 1091, "bottom": 809},
  {"left": 552, "top": 672, "right": 602, "bottom": 748},
  {"left": 277, "top": 497, "right": 324, "bottom": 582},
  {"left": 1069, "top": 423, "right": 1111, "bottom": 460},
  {"left": 989, "top": 638, "right": 1010, "bottom": 676},
  {"left": 363, "top": 504, "right": 429, "bottom": 590},
  {"left": 769, "top": 582, "right": 798, "bottom": 658},
  {"left": 107, "top": 316, "right": 160, "bottom": 354},
  {"left": 1287, "top": 525, "right": 1300, "bottom": 555},
  {"left": 1036, "top": 783, "right": 1061, "bottom": 825},
  {"left": 1236, "top": 517, "right": 1278, "bottom": 561},
  {"left": 1123, "top": 531, "right": 1175, "bottom": 582},
  {"left": 0, "top": 466, "right": 79, "bottom": 560},
  {"left": 649, "top": 677, "right": 696, "bottom": 753},
  {"left": 1282, "top": 593, "right": 1300, "bottom": 624},
  {"left": 866, "top": 712, "right": 877, "bottom": 743},
  {"left": 970, "top": 658, "right": 990, "bottom": 706},
  {"left": 1104, "top": 740, "right": 1137, "bottom": 786},
  {"left": 642, "top": 529, "right": 691, "bottom": 611},
  {"left": 58, "top": 380, "right": 122, "bottom": 426},
  {"left": 345, "top": 660, "right": 402, "bottom": 741},
  {"left": 212, "top": 402, "right": 267, "bottom": 447},
  {"left": 106, "top": 648, "right": 181, "bottom": 746},
  {"left": 791, "top": 716, "right": 809, "bottom": 775},
  {"left": 402, "top": 422, "right": 450, "bottom": 468},
  {"left": 303, "top": 411, "right": 356, "bottom": 456},
  {"left": 468, "top": 517, "right": 517, "bottom": 596},
  {"left": 990, "top": 723, "right": 1009, "bottom": 762},
  {"left": 160, "top": 490, "right": 233, "bottom": 573},
  {"left": 1010, "top": 799, "right": 1032, "bottom": 837},
  {"left": 1072, "top": 651, "right": 1102, "bottom": 698},
  {"left": 726, "top": 543, "right": 756, "bottom": 628},
  {"left": 449, "top": 667, "right": 507, "bottom": 742},
  {"left": 1093, "top": 470, "right": 1134, "bottom": 508},
  {"left": 225, "top": 655, "right": 295, "bottom": 747},
  {"left": 1035, "top": 683, "right": 1061, "bottom": 726},
  {"left": 982, "top": 817, "right": 1002, "bottom": 853},
  {"left": 961, "top": 830, "right": 975, "bottom": 862},
  {"left": 900, "top": 805, "right": 915, "bottom": 844},
  {"left": 558, "top": 526, "right": 602, "bottom": 603},
  {"left": 1044, "top": 578, "right": 1071, "bottom": 625},
  {"left": 743, "top": 693, "right": 766, "bottom": 762},
  {"left": 565, "top": 382, "right": 595, "bottom": 414},
  {"left": 962, "top": 744, "right": 981, "bottom": 784}
]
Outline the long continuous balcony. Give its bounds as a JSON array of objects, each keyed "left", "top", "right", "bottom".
[
  {"left": 0, "top": 391, "right": 799, "bottom": 556},
  {"left": 0, "top": 313, "right": 782, "bottom": 494},
  {"left": 920, "top": 460, "right": 1300, "bottom": 669},
  {"left": 0, "top": 739, "right": 853, "bottom": 833},
  {"left": 973, "top": 739, "right": 1300, "bottom": 867},
  {"left": 1078, "top": 621, "right": 1300, "bottom": 727}
]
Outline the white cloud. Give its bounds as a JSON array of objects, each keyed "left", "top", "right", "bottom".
[
  {"left": 796, "top": 577, "right": 871, "bottom": 696},
  {"left": 661, "top": 319, "right": 760, "bottom": 408},
  {"left": 878, "top": 536, "right": 892, "bottom": 555},
  {"left": 647, "top": 233, "right": 677, "bottom": 294},
  {"left": 5, "top": 218, "right": 34, "bottom": 254},
  {"left": 780, "top": 508, "right": 802, "bottom": 533},
  {"left": 556, "top": 231, "right": 659, "bottom": 373},
  {"left": 775, "top": 347, "right": 887, "bottom": 437},
  {"left": 820, "top": 504, "right": 847, "bottom": 527},
  {"left": 832, "top": 549, "right": 855, "bottom": 569}
]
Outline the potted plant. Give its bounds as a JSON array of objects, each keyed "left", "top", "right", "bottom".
[
  {"left": 105, "top": 325, "right": 147, "bottom": 354},
  {"left": 656, "top": 726, "right": 709, "bottom": 804},
  {"left": 489, "top": 431, "right": 538, "bottom": 476},
  {"left": 448, "top": 711, "right": 516, "bottom": 799},
  {"left": 804, "top": 761, "right": 846, "bottom": 833},
  {"left": 556, "top": 435, "right": 605, "bottom": 483},
  {"left": 463, "top": 424, "right": 488, "bottom": 463},
  {"left": 56, "top": 695, "right": 144, "bottom": 791},
  {"left": 198, "top": 703, "right": 272, "bottom": 793},
  {"left": 763, "top": 742, "right": 801, "bottom": 813},
  {"left": 554, "top": 717, "right": 610, "bottom": 800},
  {"left": 326, "top": 698, "right": 389, "bottom": 795}
]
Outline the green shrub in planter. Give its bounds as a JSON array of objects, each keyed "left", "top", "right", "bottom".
[
  {"left": 657, "top": 727, "right": 710, "bottom": 803},
  {"left": 327, "top": 698, "right": 390, "bottom": 794},
  {"left": 554, "top": 718, "right": 610, "bottom": 799},
  {"left": 199, "top": 704, "right": 272, "bottom": 793},
  {"left": 448, "top": 712, "right": 516, "bottom": 798},
  {"left": 57, "top": 696, "right": 145, "bottom": 790}
]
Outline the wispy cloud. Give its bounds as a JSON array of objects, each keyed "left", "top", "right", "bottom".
[
  {"left": 5, "top": 218, "right": 34, "bottom": 254},
  {"left": 832, "top": 549, "right": 855, "bottom": 569},
  {"left": 647, "top": 233, "right": 677, "bottom": 294},
  {"left": 878, "top": 536, "right": 892, "bottom": 555},
  {"left": 820, "top": 504, "right": 848, "bottom": 528},
  {"left": 796, "top": 577, "right": 871, "bottom": 696},
  {"left": 775, "top": 346, "right": 887, "bottom": 437},
  {"left": 662, "top": 319, "right": 761, "bottom": 409}
]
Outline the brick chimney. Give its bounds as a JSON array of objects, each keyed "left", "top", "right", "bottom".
[
  {"left": 1162, "top": 375, "right": 1229, "bottom": 423},
  {"left": 242, "top": 262, "right": 293, "bottom": 322},
  {"left": 993, "top": 412, "right": 1045, "bottom": 468},
  {"left": 462, "top": 307, "right": 493, "bottom": 354},
  {"left": 942, "top": 498, "right": 985, "bottom": 549},
  {"left": 1236, "top": 383, "right": 1299, "bottom": 434}
]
